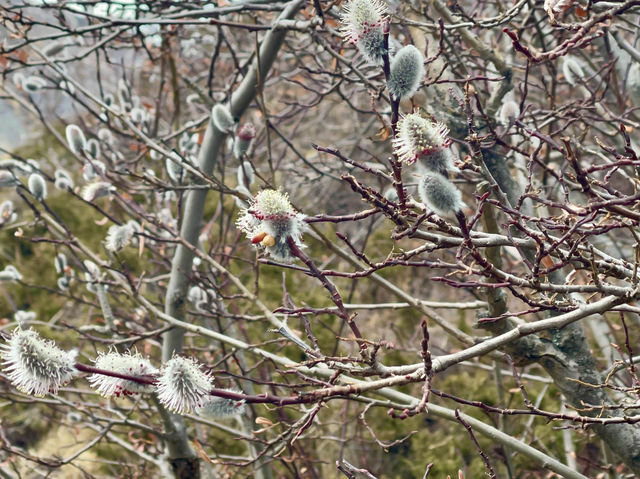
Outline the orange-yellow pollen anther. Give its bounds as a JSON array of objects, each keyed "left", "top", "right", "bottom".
[
  {"left": 261, "top": 235, "right": 276, "bottom": 247},
  {"left": 251, "top": 232, "right": 267, "bottom": 244}
]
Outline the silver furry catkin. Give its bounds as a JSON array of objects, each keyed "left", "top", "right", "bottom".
[
  {"left": 156, "top": 356, "right": 213, "bottom": 414},
  {"left": 388, "top": 45, "right": 425, "bottom": 100},
  {"left": 197, "top": 390, "right": 246, "bottom": 418},
  {"left": 28, "top": 173, "right": 47, "bottom": 200},
  {"left": 418, "top": 172, "right": 464, "bottom": 217},
  {"left": 340, "top": 0, "right": 388, "bottom": 65},
  {"left": 66, "top": 124, "right": 86, "bottom": 155},
  {"left": 1, "top": 328, "right": 78, "bottom": 396}
]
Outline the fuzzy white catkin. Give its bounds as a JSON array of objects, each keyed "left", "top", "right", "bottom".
[
  {"left": 89, "top": 351, "right": 157, "bottom": 397},
  {"left": 388, "top": 45, "right": 425, "bottom": 100},
  {"left": 166, "top": 158, "right": 184, "bottom": 183},
  {"left": 22, "top": 76, "right": 47, "bottom": 92},
  {"left": 197, "top": 391, "right": 246, "bottom": 419},
  {"left": 26, "top": 159, "right": 40, "bottom": 173},
  {"left": 28, "top": 173, "right": 47, "bottom": 200},
  {"left": 66, "top": 124, "right": 86, "bottom": 155},
  {"left": 0, "top": 200, "right": 17, "bottom": 225},
  {"left": 211, "top": 104, "right": 234, "bottom": 132},
  {"left": 234, "top": 185, "right": 251, "bottom": 210},
  {"left": 393, "top": 113, "right": 456, "bottom": 174},
  {"left": 0, "top": 158, "right": 32, "bottom": 175},
  {"left": 156, "top": 356, "right": 213, "bottom": 414},
  {"left": 86, "top": 139, "right": 100, "bottom": 160},
  {"left": 82, "top": 160, "right": 106, "bottom": 182},
  {"left": 498, "top": 100, "right": 520, "bottom": 127},
  {"left": 97, "top": 128, "right": 114, "bottom": 144},
  {"left": 188, "top": 286, "right": 206, "bottom": 304},
  {"left": 418, "top": 172, "right": 465, "bottom": 216},
  {"left": 105, "top": 223, "right": 135, "bottom": 252},
  {"left": 0, "top": 171, "right": 18, "bottom": 187},
  {"left": 103, "top": 93, "right": 114, "bottom": 106},
  {"left": 54, "top": 169, "right": 74, "bottom": 190},
  {"left": 0, "top": 265, "right": 22, "bottom": 282},
  {"left": 340, "top": 0, "right": 388, "bottom": 65},
  {"left": 1, "top": 328, "right": 78, "bottom": 396},
  {"left": 236, "top": 189, "right": 308, "bottom": 262},
  {"left": 130, "top": 107, "right": 146, "bottom": 124},
  {"left": 117, "top": 78, "right": 131, "bottom": 108},
  {"left": 57, "top": 276, "right": 71, "bottom": 290},
  {"left": 81, "top": 181, "right": 115, "bottom": 202},
  {"left": 54, "top": 253, "right": 67, "bottom": 274}
]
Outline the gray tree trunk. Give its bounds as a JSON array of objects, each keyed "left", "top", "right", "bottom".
[{"left": 160, "top": 2, "right": 305, "bottom": 477}]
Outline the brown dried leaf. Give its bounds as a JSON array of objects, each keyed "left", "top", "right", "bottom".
[{"left": 193, "top": 439, "right": 214, "bottom": 464}]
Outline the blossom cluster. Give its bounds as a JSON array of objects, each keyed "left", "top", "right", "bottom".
[
  {"left": 236, "top": 189, "right": 308, "bottom": 262},
  {"left": 1, "top": 327, "right": 245, "bottom": 417},
  {"left": 340, "top": 0, "right": 388, "bottom": 65}
]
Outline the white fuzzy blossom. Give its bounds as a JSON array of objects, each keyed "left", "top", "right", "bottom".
[
  {"left": 89, "top": 351, "right": 157, "bottom": 397},
  {"left": 130, "top": 107, "right": 147, "bottom": 124},
  {"left": 497, "top": 100, "right": 520, "bottom": 127},
  {"left": 0, "top": 265, "right": 22, "bottom": 282},
  {"left": 0, "top": 171, "right": 18, "bottom": 187},
  {"left": 0, "top": 200, "right": 17, "bottom": 226},
  {"left": 418, "top": 172, "right": 465, "bottom": 217},
  {"left": 197, "top": 390, "right": 246, "bottom": 419},
  {"left": 105, "top": 222, "right": 136, "bottom": 252},
  {"left": 1, "top": 328, "right": 78, "bottom": 396},
  {"left": 388, "top": 45, "right": 425, "bottom": 100},
  {"left": 22, "top": 76, "right": 47, "bottom": 92},
  {"left": 188, "top": 285, "right": 207, "bottom": 305},
  {"left": 117, "top": 78, "right": 132, "bottom": 108},
  {"left": 66, "top": 124, "right": 87, "bottom": 155},
  {"left": 236, "top": 189, "right": 308, "bottom": 262},
  {"left": 83, "top": 260, "right": 101, "bottom": 293},
  {"left": 0, "top": 158, "right": 33, "bottom": 176},
  {"left": 393, "top": 113, "right": 456, "bottom": 174},
  {"left": 28, "top": 173, "right": 47, "bottom": 200},
  {"left": 43, "top": 40, "right": 69, "bottom": 57},
  {"left": 340, "top": 0, "right": 388, "bottom": 65},
  {"left": 54, "top": 252, "right": 68, "bottom": 274},
  {"left": 86, "top": 139, "right": 101, "bottom": 160},
  {"left": 57, "top": 276, "right": 72, "bottom": 290},
  {"left": 82, "top": 160, "right": 106, "bottom": 181},
  {"left": 166, "top": 157, "right": 184, "bottom": 183},
  {"left": 156, "top": 356, "right": 213, "bottom": 414},
  {"left": 97, "top": 128, "right": 114, "bottom": 144},
  {"left": 54, "top": 169, "right": 74, "bottom": 190},
  {"left": 81, "top": 181, "right": 115, "bottom": 202}
]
